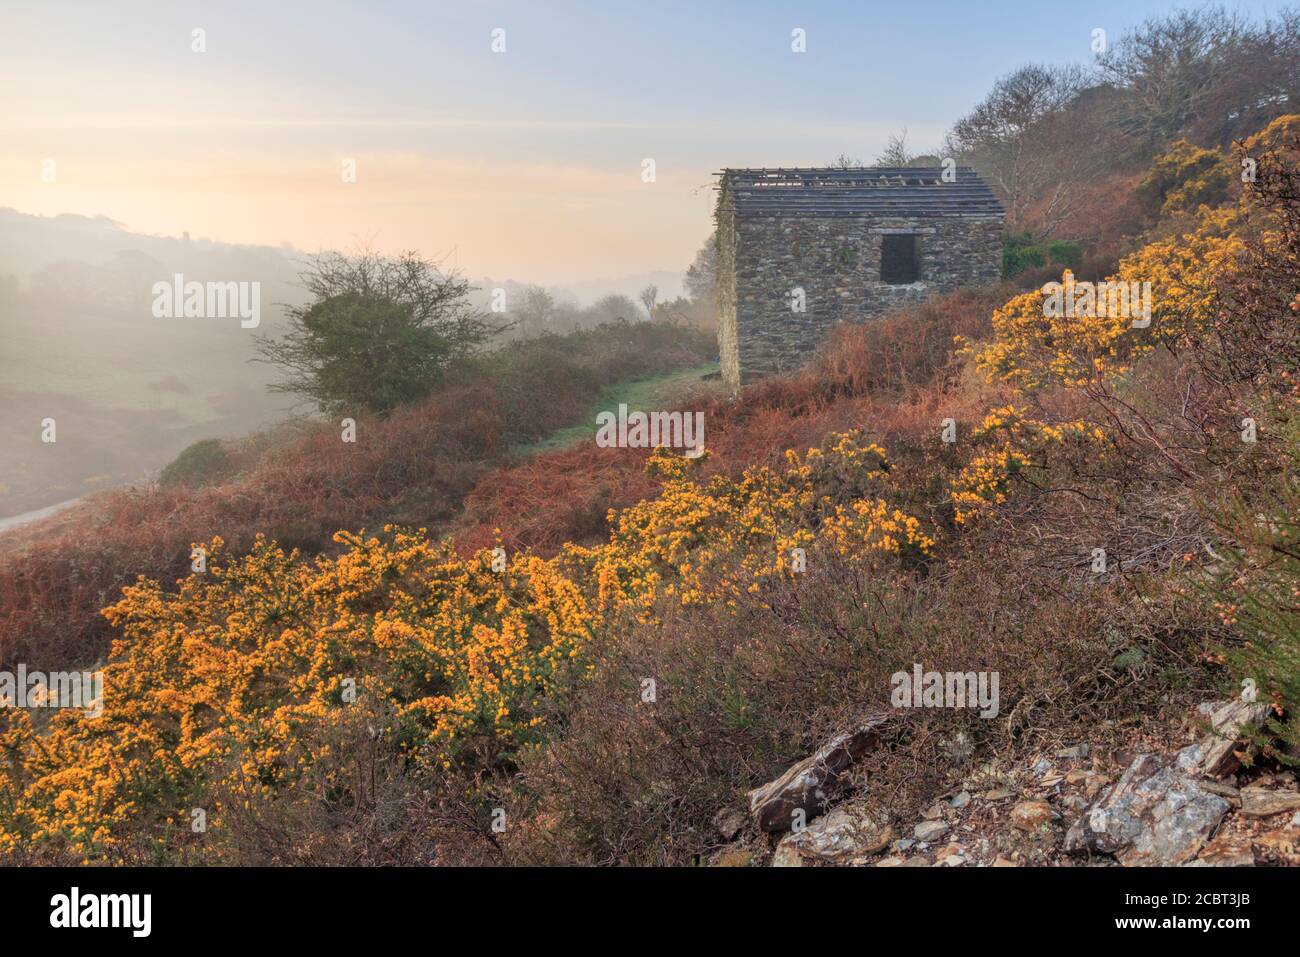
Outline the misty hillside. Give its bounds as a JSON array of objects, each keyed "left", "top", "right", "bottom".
[
  {"left": 0, "top": 210, "right": 305, "bottom": 518},
  {"left": 0, "top": 210, "right": 688, "bottom": 519}
]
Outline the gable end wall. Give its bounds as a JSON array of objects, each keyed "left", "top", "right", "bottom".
[{"left": 719, "top": 212, "right": 1003, "bottom": 388}]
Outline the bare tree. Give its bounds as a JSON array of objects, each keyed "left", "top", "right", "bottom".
[
  {"left": 684, "top": 233, "right": 717, "bottom": 305},
  {"left": 945, "top": 64, "right": 1110, "bottom": 234},
  {"left": 638, "top": 284, "right": 659, "bottom": 319},
  {"left": 874, "top": 128, "right": 915, "bottom": 167},
  {"left": 1099, "top": 6, "right": 1300, "bottom": 148}
]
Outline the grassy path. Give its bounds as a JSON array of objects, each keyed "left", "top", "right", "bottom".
[{"left": 516, "top": 362, "right": 722, "bottom": 456}]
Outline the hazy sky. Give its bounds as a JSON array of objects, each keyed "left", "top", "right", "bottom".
[{"left": 0, "top": 0, "right": 1287, "bottom": 283}]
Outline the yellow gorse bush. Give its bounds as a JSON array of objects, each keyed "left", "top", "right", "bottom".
[
  {"left": 948, "top": 406, "right": 1108, "bottom": 524},
  {"left": 0, "top": 529, "right": 598, "bottom": 860},
  {"left": 973, "top": 271, "right": 1144, "bottom": 389},
  {"left": 0, "top": 431, "right": 931, "bottom": 862},
  {"left": 571, "top": 432, "right": 932, "bottom": 619},
  {"left": 974, "top": 208, "right": 1244, "bottom": 391},
  {"left": 1114, "top": 217, "right": 1246, "bottom": 348},
  {"left": 955, "top": 177, "right": 1260, "bottom": 522}
]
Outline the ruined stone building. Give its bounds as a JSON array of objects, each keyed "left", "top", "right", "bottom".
[{"left": 715, "top": 167, "right": 1004, "bottom": 389}]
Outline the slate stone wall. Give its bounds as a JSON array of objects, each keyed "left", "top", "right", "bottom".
[
  {"left": 718, "top": 210, "right": 1003, "bottom": 388},
  {"left": 715, "top": 194, "right": 741, "bottom": 390}
]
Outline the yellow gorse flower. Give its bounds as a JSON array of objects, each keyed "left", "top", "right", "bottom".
[{"left": 0, "top": 431, "right": 933, "bottom": 862}]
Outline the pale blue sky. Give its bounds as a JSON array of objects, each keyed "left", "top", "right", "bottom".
[{"left": 0, "top": 1, "right": 1289, "bottom": 281}]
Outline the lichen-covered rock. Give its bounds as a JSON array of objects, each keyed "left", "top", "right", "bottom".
[
  {"left": 913, "top": 820, "right": 950, "bottom": 842},
  {"left": 1250, "top": 826, "right": 1300, "bottom": 865},
  {"left": 1192, "top": 832, "right": 1255, "bottom": 867},
  {"left": 769, "top": 804, "right": 892, "bottom": 866},
  {"left": 1064, "top": 752, "right": 1230, "bottom": 866},
  {"left": 1179, "top": 698, "right": 1270, "bottom": 778}
]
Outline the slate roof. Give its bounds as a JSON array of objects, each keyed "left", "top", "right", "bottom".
[{"left": 720, "top": 167, "right": 1004, "bottom": 217}]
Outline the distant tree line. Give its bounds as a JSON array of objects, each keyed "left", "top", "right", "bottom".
[{"left": 832, "top": 6, "right": 1300, "bottom": 244}]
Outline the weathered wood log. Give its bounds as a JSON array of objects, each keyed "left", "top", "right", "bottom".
[{"left": 747, "top": 712, "right": 895, "bottom": 832}]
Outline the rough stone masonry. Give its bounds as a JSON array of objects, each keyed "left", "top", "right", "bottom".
[{"left": 715, "top": 167, "right": 1005, "bottom": 389}]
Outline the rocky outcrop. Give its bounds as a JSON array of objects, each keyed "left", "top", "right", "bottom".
[
  {"left": 770, "top": 803, "right": 892, "bottom": 866},
  {"left": 1194, "top": 825, "right": 1300, "bottom": 866},
  {"left": 1064, "top": 751, "right": 1230, "bottom": 865},
  {"left": 1180, "top": 698, "right": 1270, "bottom": 777},
  {"left": 1063, "top": 696, "right": 1277, "bottom": 865},
  {"left": 743, "top": 697, "right": 1284, "bottom": 867}
]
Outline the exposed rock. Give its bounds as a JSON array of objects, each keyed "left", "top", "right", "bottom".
[
  {"left": 770, "top": 842, "right": 805, "bottom": 868},
  {"left": 713, "top": 807, "right": 746, "bottom": 841},
  {"left": 1084, "top": 774, "right": 1111, "bottom": 798},
  {"left": 935, "top": 844, "right": 967, "bottom": 866},
  {"left": 1194, "top": 779, "right": 1241, "bottom": 806},
  {"left": 747, "top": 712, "right": 895, "bottom": 832},
  {"left": 769, "top": 803, "right": 892, "bottom": 865},
  {"left": 891, "top": 838, "right": 916, "bottom": 853},
  {"left": 1064, "top": 752, "right": 1230, "bottom": 866},
  {"left": 875, "top": 856, "right": 906, "bottom": 867},
  {"left": 1057, "top": 744, "right": 1089, "bottom": 759},
  {"left": 1192, "top": 833, "right": 1255, "bottom": 867},
  {"left": 899, "top": 856, "right": 932, "bottom": 867},
  {"left": 1241, "top": 786, "right": 1300, "bottom": 818},
  {"left": 1251, "top": 826, "right": 1300, "bottom": 866},
  {"left": 1061, "top": 793, "right": 1090, "bottom": 815},
  {"left": 950, "top": 791, "right": 971, "bottom": 809},
  {"left": 914, "top": 820, "right": 950, "bottom": 842},
  {"left": 1179, "top": 698, "right": 1270, "bottom": 778},
  {"left": 921, "top": 802, "right": 946, "bottom": 820},
  {"left": 1010, "top": 800, "right": 1056, "bottom": 831}
]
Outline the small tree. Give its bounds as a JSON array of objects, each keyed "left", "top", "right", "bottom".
[
  {"left": 518, "top": 285, "right": 558, "bottom": 337},
  {"left": 257, "top": 250, "right": 495, "bottom": 416}
]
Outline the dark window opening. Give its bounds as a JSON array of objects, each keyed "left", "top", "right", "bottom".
[{"left": 880, "top": 234, "right": 920, "bottom": 284}]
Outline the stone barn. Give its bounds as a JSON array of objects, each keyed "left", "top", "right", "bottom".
[{"left": 715, "top": 166, "right": 1004, "bottom": 389}]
